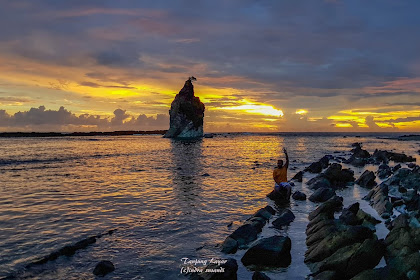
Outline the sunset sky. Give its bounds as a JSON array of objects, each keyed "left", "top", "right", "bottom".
[{"left": 0, "top": 0, "right": 419, "bottom": 132}]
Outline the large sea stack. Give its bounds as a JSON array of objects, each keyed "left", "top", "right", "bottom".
[{"left": 164, "top": 77, "right": 205, "bottom": 139}]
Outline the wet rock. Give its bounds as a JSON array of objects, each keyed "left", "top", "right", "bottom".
[
  {"left": 307, "top": 176, "right": 331, "bottom": 190},
  {"left": 323, "top": 163, "right": 355, "bottom": 188},
  {"left": 241, "top": 236, "right": 291, "bottom": 267},
  {"left": 27, "top": 230, "right": 116, "bottom": 267},
  {"left": 292, "top": 171, "right": 303, "bottom": 182},
  {"left": 292, "top": 191, "right": 306, "bottom": 201},
  {"left": 305, "top": 156, "right": 331, "bottom": 173},
  {"left": 383, "top": 168, "right": 420, "bottom": 191},
  {"left": 407, "top": 163, "right": 417, "bottom": 168},
  {"left": 314, "top": 238, "right": 385, "bottom": 279},
  {"left": 305, "top": 225, "right": 374, "bottom": 263},
  {"left": 364, "top": 184, "right": 393, "bottom": 217},
  {"left": 377, "top": 164, "right": 392, "bottom": 179},
  {"left": 221, "top": 206, "right": 275, "bottom": 254},
  {"left": 164, "top": 78, "right": 205, "bottom": 139},
  {"left": 308, "top": 196, "right": 343, "bottom": 221},
  {"left": 346, "top": 143, "right": 371, "bottom": 166},
  {"left": 313, "top": 271, "right": 336, "bottom": 279},
  {"left": 93, "top": 260, "right": 115, "bottom": 277},
  {"left": 272, "top": 209, "right": 295, "bottom": 228},
  {"left": 356, "top": 170, "right": 376, "bottom": 188},
  {"left": 253, "top": 206, "right": 275, "bottom": 220},
  {"left": 392, "top": 164, "right": 402, "bottom": 172},
  {"left": 267, "top": 190, "right": 288, "bottom": 203},
  {"left": 309, "top": 187, "right": 336, "bottom": 203},
  {"left": 221, "top": 237, "right": 239, "bottom": 254},
  {"left": 339, "top": 203, "right": 362, "bottom": 226},
  {"left": 305, "top": 161, "right": 323, "bottom": 173},
  {"left": 372, "top": 149, "right": 416, "bottom": 164},
  {"left": 230, "top": 224, "right": 260, "bottom": 246},
  {"left": 252, "top": 271, "right": 271, "bottom": 280}
]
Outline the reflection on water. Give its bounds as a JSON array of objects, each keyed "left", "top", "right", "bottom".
[
  {"left": 171, "top": 139, "right": 203, "bottom": 211},
  {"left": 0, "top": 134, "right": 419, "bottom": 279}
]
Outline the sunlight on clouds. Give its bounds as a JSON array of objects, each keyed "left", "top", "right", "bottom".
[
  {"left": 218, "top": 99, "right": 284, "bottom": 117},
  {"left": 296, "top": 109, "right": 308, "bottom": 115}
]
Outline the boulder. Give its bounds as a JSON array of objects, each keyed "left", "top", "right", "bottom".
[
  {"left": 308, "top": 196, "right": 343, "bottom": 221},
  {"left": 221, "top": 237, "right": 239, "bottom": 254},
  {"left": 377, "top": 164, "right": 392, "bottom": 179},
  {"left": 241, "top": 236, "right": 291, "bottom": 267},
  {"left": 230, "top": 224, "right": 259, "bottom": 246},
  {"left": 339, "top": 203, "right": 362, "bottom": 226},
  {"left": 93, "top": 260, "right": 115, "bottom": 277},
  {"left": 408, "top": 163, "right": 417, "bottom": 169},
  {"left": 292, "top": 191, "right": 307, "bottom": 201},
  {"left": 356, "top": 170, "right": 376, "bottom": 188},
  {"left": 305, "top": 161, "right": 323, "bottom": 173},
  {"left": 392, "top": 164, "right": 402, "bottom": 172},
  {"left": 164, "top": 78, "right": 205, "bottom": 139},
  {"left": 346, "top": 143, "right": 371, "bottom": 166},
  {"left": 309, "top": 187, "right": 336, "bottom": 203},
  {"left": 292, "top": 171, "right": 303, "bottom": 182},
  {"left": 305, "top": 226, "right": 374, "bottom": 263},
  {"left": 323, "top": 163, "right": 355, "bottom": 188},
  {"left": 252, "top": 271, "right": 271, "bottom": 280},
  {"left": 307, "top": 176, "right": 331, "bottom": 190},
  {"left": 314, "top": 238, "right": 385, "bottom": 279},
  {"left": 253, "top": 206, "right": 275, "bottom": 220},
  {"left": 372, "top": 149, "right": 415, "bottom": 164},
  {"left": 272, "top": 209, "right": 295, "bottom": 228}
]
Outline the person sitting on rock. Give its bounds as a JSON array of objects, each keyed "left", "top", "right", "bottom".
[{"left": 273, "top": 148, "right": 291, "bottom": 200}]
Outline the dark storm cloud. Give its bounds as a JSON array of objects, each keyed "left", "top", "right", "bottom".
[{"left": 2, "top": 0, "right": 420, "bottom": 98}]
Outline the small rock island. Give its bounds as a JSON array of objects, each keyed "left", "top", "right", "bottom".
[{"left": 164, "top": 77, "right": 205, "bottom": 139}]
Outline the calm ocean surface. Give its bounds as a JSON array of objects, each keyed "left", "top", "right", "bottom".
[{"left": 1, "top": 133, "right": 419, "bottom": 279}]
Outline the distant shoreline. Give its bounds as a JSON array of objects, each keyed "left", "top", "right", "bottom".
[
  {"left": 0, "top": 131, "right": 419, "bottom": 139},
  {"left": 0, "top": 130, "right": 167, "bottom": 138}
]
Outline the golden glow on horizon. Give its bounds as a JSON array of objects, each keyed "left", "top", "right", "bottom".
[
  {"left": 219, "top": 99, "right": 284, "bottom": 117},
  {"left": 296, "top": 109, "right": 308, "bottom": 115}
]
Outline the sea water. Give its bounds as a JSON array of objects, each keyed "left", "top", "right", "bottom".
[{"left": 0, "top": 133, "right": 419, "bottom": 279}]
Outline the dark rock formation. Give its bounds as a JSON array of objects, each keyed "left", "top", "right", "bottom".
[
  {"left": 93, "top": 260, "right": 115, "bottom": 277},
  {"left": 267, "top": 190, "right": 289, "bottom": 204},
  {"left": 307, "top": 176, "right": 331, "bottom": 190},
  {"left": 377, "top": 164, "right": 392, "bottom": 179},
  {"left": 26, "top": 229, "right": 116, "bottom": 268},
  {"left": 164, "top": 78, "right": 205, "bottom": 138},
  {"left": 309, "top": 187, "right": 336, "bottom": 203},
  {"left": 408, "top": 162, "right": 417, "bottom": 168},
  {"left": 292, "top": 191, "right": 307, "bottom": 200},
  {"left": 308, "top": 163, "right": 354, "bottom": 190},
  {"left": 324, "top": 163, "right": 355, "bottom": 188},
  {"left": 364, "top": 184, "right": 393, "bottom": 218},
  {"left": 346, "top": 143, "right": 371, "bottom": 166},
  {"left": 305, "top": 198, "right": 384, "bottom": 279},
  {"left": 221, "top": 206, "right": 275, "bottom": 253},
  {"left": 356, "top": 170, "right": 377, "bottom": 188},
  {"left": 252, "top": 271, "right": 271, "bottom": 280},
  {"left": 241, "top": 236, "right": 292, "bottom": 267},
  {"left": 305, "top": 156, "right": 330, "bottom": 173},
  {"left": 272, "top": 209, "right": 295, "bottom": 228},
  {"left": 292, "top": 171, "right": 303, "bottom": 182},
  {"left": 372, "top": 149, "right": 416, "bottom": 164}
]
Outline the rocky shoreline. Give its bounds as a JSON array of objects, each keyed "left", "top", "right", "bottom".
[{"left": 198, "top": 142, "right": 419, "bottom": 280}]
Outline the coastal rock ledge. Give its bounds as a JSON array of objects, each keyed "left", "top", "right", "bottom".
[{"left": 164, "top": 77, "right": 205, "bottom": 139}]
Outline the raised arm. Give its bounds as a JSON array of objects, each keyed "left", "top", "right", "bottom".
[{"left": 283, "top": 148, "right": 289, "bottom": 168}]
